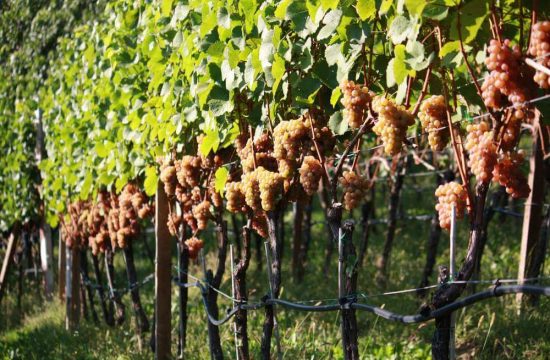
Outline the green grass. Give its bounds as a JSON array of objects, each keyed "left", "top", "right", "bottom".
[{"left": 1, "top": 175, "right": 549, "bottom": 359}]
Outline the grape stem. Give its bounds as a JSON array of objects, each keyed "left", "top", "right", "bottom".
[
  {"left": 527, "top": 0, "right": 539, "bottom": 50},
  {"left": 411, "top": 66, "right": 432, "bottom": 117}
]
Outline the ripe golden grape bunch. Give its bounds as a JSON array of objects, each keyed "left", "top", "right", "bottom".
[
  {"left": 340, "top": 80, "right": 371, "bottom": 129},
  {"left": 372, "top": 96, "right": 415, "bottom": 156},
  {"left": 419, "top": 95, "right": 450, "bottom": 151},
  {"left": 340, "top": 170, "right": 370, "bottom": 211},
  {"left": 435, "top": 182, "right": 468, "bottom": 230},
  {"left": 465, "top": 121, "right": 498, "bottom": 184}
]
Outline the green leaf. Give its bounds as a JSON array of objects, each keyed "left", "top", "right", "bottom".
[
  {"left": 356, "top": 0, "right": 376, "bottom": 21},
  {"left": 450, "top": 0, "right": 489, "bottom": 43},
  {"left": 161, "top": 0, "right": 173, "bottom": 17},
  {"left": 214, "top": 167, "right": 229, "bottom": 194},
  {"left": 393, "top": 57, "right": 408, "bottom": 85},
  {"left": 423, "top": 0, "right": 449, "bottom": 20},
  {"left": 325, "top": 43, "right": 343, "bottom": 66},
  {"left": 199, "top": 129, "right": 221, "bottom": 156},
  {"left": 379, "top": 0, "right": 393, "bottom": 15},
  {"left": 405, "top": 0, "right": 426, "bottom": 16},
  {"left": 144, "top": 166, "right": 158, "bottom": 196},
  {"left": 317, "top": 9, "right": 342, "bottom": 40},
  {"left": 388, "top": 16, "right": 411, "bottom": 45},
  {"left": 330, "top": 87, "right": 342, "bottom": 107},
  {"left": 439, "top": 40, "right": 460, "bottom": 58},
  {"left": 328, "top": 111, "right": 348, "bottom": 135}
]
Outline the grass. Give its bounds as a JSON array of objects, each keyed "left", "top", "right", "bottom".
[{"left": 1, "top": 173, "right": 549, "bottom": 359}]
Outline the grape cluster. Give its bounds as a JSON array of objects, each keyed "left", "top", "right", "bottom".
[
  {"left": 238, "top": 134, "right": 278, "bottom": 174},
  {"left": 241, "top": 170, "right": 262, "bottom": 211},
  {"left": 273, "top": 119, "right": 309, "bottom": 160},
  {"left": 482, "top": 39, "right": 533, "bottom": 108},
  {"left": 493, "top": 151, "right": 530, "bottom": 198},
  {"left": 434, "top": 182, "right": 468, "bottom": 230},
  {"left": 529, "top": 21, "right": 550, "bottom": 89},
  {"left": 340, "top": 171, "right": 370, "bottom": 210},
  {"left": 193, "top": 200, "right": 211, "bottom": 230},
  {"left": 167, "top": 211, "right": 183, "bottom": 237},
  {"left": 465, "top": 121, "right": 497, "bottom": 183},
  {"left": 225, "top": 182, "right": 247, "bottom": 213},
  {"left": 257, "top": 167, "right": 284, "bottom": 212},
  {"left": 372, "top": 96, "right": 414, "bottom": 156},
  {"left": 185, "top": 237, "right": 204, "bottom": 259},
  {"left": 299, "top": 156, "right": 323, "bottom": 195},
  {"left": 251, "top": 214, "right": 268, "bottom": 238},
  {"left": 175, "top": 156, "right": 202, "bottom": 188},
  {"left": 208, "top": 180, "right": 223, "bottom": 208},
  {"left": 160, "top": 163, "right": 177, "bottom": 196},
  {"left": 500, "top": 112, "right": 522, "bottom": 151},
  {"left": 340, "top": 80, "right": 371, "bottom": 129},
  {"left": 418, "top": 95, "right": 450, "bottom": 151}
]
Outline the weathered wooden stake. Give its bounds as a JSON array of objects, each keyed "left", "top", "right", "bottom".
[
  {"left": 449, "top": 205, "right": 456, "bottom": 360},
  {"left": 155, "top": 180, "right": 172, "bottom": 360},
  {"left": 66, "top": 245, "right": 81, "bottom": 330},
  {"left": 517, "top": 121, "right": 547, "bottom": 310},
  {"left": 39, "top": 220, "right": 54, "bottom": 299},
  {"left": 58, "top": 230, "right": 66, "bottom": 300},
  {"left": 0, "top": 228, "right": 20, "bottom": 306}
]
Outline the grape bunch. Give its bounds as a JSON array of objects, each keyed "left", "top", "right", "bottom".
[
  {"left": 482, "top": 39, "right": 533, "bottom": 108},
  {"left": 185, "top": 237, "right": 204, "bottom": 259},
  {"left": 192, "top": 200, "right": 211, "bottom": 230},
  {"left": 251, "top": 214, "right": 268, "bottom": 238},
  {"left": 225, "top": 182, "right": 247, "bottom": 213},
  {"left": 500, "top": 112, "right": 522, "bottom": 151},
  {"left": 465, "top": 121, "right": 497, "bottom": 183},
  {"left": 208, "top": 179, "right": 223, "bottom": 208},
  {"left": 175, "top": 156, "right": 202, "bottom": 188},
  {"left": 257, "top": 167, "right": 284, "bottom": 212},
  {"left": 238, "top": 134, "right": 277, "bottom": 173},
  {"left": 160, "top": 163, "right": 177, "bottom": 196},
  {"left": 273, "top": 119, "right": 310, "bottom": 178},
  {"left": 435, "top": 182, "right": 468, "bottom": 230},
  {"left": 340, "top": 80, "right": 371, "bottom": 129},
  {"left": 340, "top": 170, "right": 370, "bottom": 210},
  {"left": 167, "top": 211, "right": 183, "bottom": 236},
  {"left": 241, "top": 170, "right": 262, "bottom": 211},
  {"left": 372, "top": 96, "right": 414, "bottom": 156},
  {"left": 493, "top": 151, "right": 530, "bottom": 198},
  {"left": 299, "top": 156, "right": 323, "bottom": 195},
  {"left": 529, "top": 21, "right": 550, "bottom": 89},
  {"left": 418, "top": 95, "right": 450, "bottom": 151}
]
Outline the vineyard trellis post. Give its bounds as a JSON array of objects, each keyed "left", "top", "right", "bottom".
[
  {"left": 449, "top": 205, "right": 457, "bottom": 360},
  {"left": 58, "top": 229, "right": 66, "bottom": 300},
  {"left": 154, "top": 180, "right": 172, "bottom": 360},
  {"left": 517, "top": 118, "right": 547, "bottom": 309},
  {"left": 0, "top": 225, "right": 21, "bottom": 306},
  {"left": 38, "top": 220, "right": 54, "bottom": 300},
  {"left": 263, "top": 241, "right": 282, "bottom": 360},
  {"left": 65, "top": 243, "right": 81, "bottom": 330}
]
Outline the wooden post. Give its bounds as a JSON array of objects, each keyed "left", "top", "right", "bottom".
[
  {"left": 0, "top": 227, "right": 20, "bottom": 306},
  {"left": 35, "top": 108, "right": 54, "bottom": 300},
  {"left": 66, "top": 245, "right": 81, "bottom": 330},
  {"left": 58, "top": 230, "right": 66, "bottom": 300},
  {"left": 517, "top": 122, "right": 546, "bottom": 310},
  {"left": 155, "top": 180, "right": 172, "bottom": 360},
  {"left": 39, "top": 220, "right": 54, "bottom": 300}
]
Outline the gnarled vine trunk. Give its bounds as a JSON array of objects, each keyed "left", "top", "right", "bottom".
[{"left": 234, "top": 221, "right": 252, "bottom": 359}]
